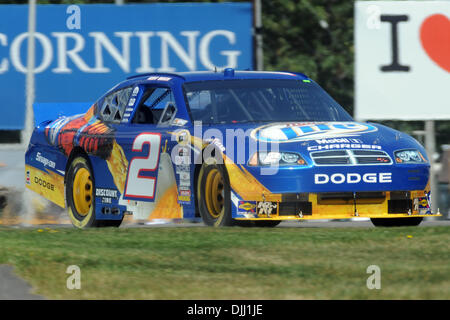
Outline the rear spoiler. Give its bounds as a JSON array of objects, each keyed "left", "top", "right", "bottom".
[{"left": 33, "top": 102, "right": 93, "bottom": 126}]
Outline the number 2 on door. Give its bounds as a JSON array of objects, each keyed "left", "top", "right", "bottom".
[{"left": 124, "top": 133, "right": 161, "bottom": 199}]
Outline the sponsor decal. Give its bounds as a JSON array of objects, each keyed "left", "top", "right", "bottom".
[
  {"left": 35, "top": 152, "right": 56, "bottom": 169},
  {"left": 256, "top": 201, "right": 277, "bottom": 216},
  {"left": 25, "top": 165, "right": 65, "bottom": 208},
  {"left": 179, "top": 179, "right": 190, "bottom": 187},
  {"left": 251, "top": 122, "right": 378, "bottom": 143},
  {"left": 34, "top": 176, "right": 55, "bottom": 191},
  {"left": 128, "top": 98, "right": 136, "bottom": 106},
  {"left": 237, "top": 201, "right": 269, "bottom": 218},
  {"left": 179, "top": 172, "right": 190, "bottom": 181},
  {"left": 122, "top": 113, "right": 131, "bottom": 123},
  {"left": 175, "top": 155, "right": 190, "bottom": 165},
  {"left": 413, "top": 195, "right": 431, "bottom": 214},
  {"left": 238, "top": 201, "right": 256, "bottom": 212},
  {"left": 314, "top": 172, "right": 392, "bottom": 184},
  {"left": 101, "top": 197, "right": 112, "bottom": 204},
  {"left": 95, "top": 188, "right": 118, "bottom": 199},
  {"left": 178, "top": 147, "right": 189, "bottom": 157},
  {"left": 316, "top": 138, "right": 362, "bottom": 144},
  {"left": 178, "top": 187, "right": 191, "bottom": 202},
  {"left": 176, "top": 162, "right": 191, "bottom": 195},
  {"left": 176, "top": 165, "right": 190, "bottom": 174},
  {"left": 308, "top": 143, "right": 382, "bottom": 151},
  {"left": 132, "top": 87, "right": 139, "bottom": 97}
]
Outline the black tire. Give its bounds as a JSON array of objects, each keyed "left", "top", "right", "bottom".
[
  {"left": 371, "top": 217, "right": 423, "bottom": 227},
  {"left": 197, "top": 162, "right": 234, "bottom": 227},
  {"left": 66, "top": 155, "right": 123, "bottom": 228}
]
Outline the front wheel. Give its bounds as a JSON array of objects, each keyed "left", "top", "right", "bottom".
[
  {"left": 197, "top": 162, "right": 234, "bottom": 227},
  {"left": 371, "top": 217, "right": 423, "bottom": 227}
]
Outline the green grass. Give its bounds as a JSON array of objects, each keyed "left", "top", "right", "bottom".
[{"left": 0, "top": 225, "right": 449, "bottom": 299}]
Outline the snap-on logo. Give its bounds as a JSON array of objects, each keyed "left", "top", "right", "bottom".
[
  {"left": 36, "top": 152, "right": 56, "bottom": 169},
  {"left": 314, "top": 173, "right": 392, "bottom": 184},
  {"left": 251, "top": 122, "right": 378, "bottom": 143}
]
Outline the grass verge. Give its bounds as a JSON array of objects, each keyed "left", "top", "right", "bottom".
[{"left": 0, "top": 225, "right": 448, "bottom": 299}]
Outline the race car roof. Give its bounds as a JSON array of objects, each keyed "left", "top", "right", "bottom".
[
  {"left": 126, "top": 70, "right": 309, "bottom": 83},
  {"left": 108, "top": 70, "right": 310, "bottom": 95}
]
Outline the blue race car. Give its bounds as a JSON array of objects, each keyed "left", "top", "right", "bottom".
[{"left": 25, "top": 69, "right": 440, "bottom": 228}]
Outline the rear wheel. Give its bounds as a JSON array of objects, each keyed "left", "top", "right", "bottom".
[
  {"left": 371, "top": 217, "right": 423, "bottom": 227},
  {"left": 66, "top": 156, "right": 123, "bottom": 228},
  {"left": 66, "top": 156, "right": 97, "bottom": 228}
]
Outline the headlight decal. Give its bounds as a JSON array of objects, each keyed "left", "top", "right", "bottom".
[
  {"left": 248, "top": 151, "right": 307, "bottom": 166},
  {"left": 394, "top": 149, "right": 427, "bottom": 164}
]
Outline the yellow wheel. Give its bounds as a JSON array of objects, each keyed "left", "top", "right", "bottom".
[
  {"left": 204, "top": 168, "right": 225, "bottom": 219},
  {"left": 66, "top": 155, "right": 123, "bottom": 228},
  {"left": 197, "top": 162, "right": 233, "bottom": 227},
  {"left": 66, "top": 156, "right": 97, "bottom": 228},
  {"left": 72, "top": 167, "right": 93, "bottom": 216}
]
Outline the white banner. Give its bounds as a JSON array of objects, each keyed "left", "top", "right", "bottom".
[{"left": 355, "top": 1, "right": 450, "bottom": 120}]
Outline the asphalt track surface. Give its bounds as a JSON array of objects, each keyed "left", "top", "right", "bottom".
[{"left": 0, "top": 265, "right": 44, "bottom": 300}]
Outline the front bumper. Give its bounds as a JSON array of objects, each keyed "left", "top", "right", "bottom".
[{"left": 233, "top": 189, "right": 441, "bottom": 220}]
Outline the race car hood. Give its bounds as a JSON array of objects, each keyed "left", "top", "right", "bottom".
[
  {"left": 202, "top": 121, "right": 429, "bottom": 193},
  {"left": 206, "top": 121, "right": 427, "bottom": 160},
  {"left": 253, "top": 121, "right": 426, "bottom": 157}
]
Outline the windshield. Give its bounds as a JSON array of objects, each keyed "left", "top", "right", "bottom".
[{"left": 183, "top": 79, "right": 353, "bottom": 124}]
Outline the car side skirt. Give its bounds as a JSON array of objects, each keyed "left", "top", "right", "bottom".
[{"left": 25, "top": 164, "right": 65, "bottom": 208}]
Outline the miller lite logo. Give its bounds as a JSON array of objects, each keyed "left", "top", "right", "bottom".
[{"left": 251, "top": 122, "right": 378, "bottom": 143}]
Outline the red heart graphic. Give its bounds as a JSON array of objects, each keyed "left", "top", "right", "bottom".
[{"left": 420, "top": 14, "right": 450, "bottom": 72}]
